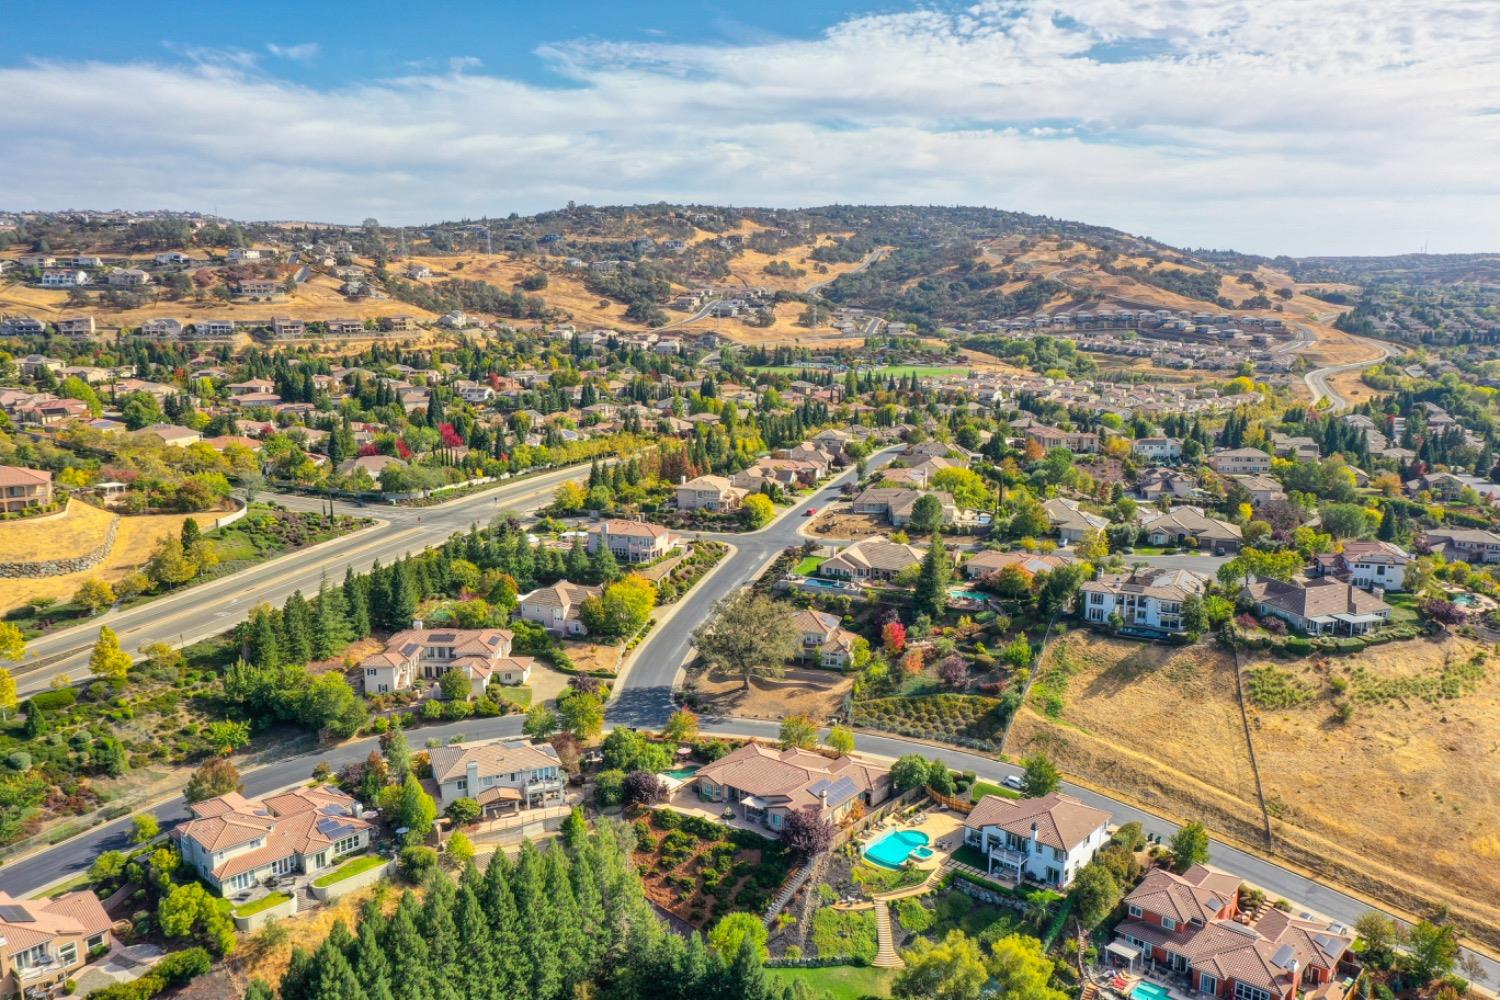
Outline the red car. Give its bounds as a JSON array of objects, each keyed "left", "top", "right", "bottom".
[{"left": 804, "top": 507, "right": 817, "bottom": 516}]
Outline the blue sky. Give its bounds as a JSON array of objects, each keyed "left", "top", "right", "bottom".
[{"left": 2, "top": 0, "right": 1497, "bottom": 255}]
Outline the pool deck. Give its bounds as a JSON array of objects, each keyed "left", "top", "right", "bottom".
[{"left": 858, "top": 811, "right": 963, "bottom": 877}]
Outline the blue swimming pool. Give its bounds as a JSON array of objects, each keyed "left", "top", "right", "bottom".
[
  {"left": 864, "top": 829, "right": 931, "bottom": 869},
  {"left": 1132, "top": 982, "right": 1171, "bottom": 1000}
]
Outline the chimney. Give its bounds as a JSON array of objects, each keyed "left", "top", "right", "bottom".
[
  {"left": 412, "top": 619, "right": 423, "bottom": 631},
  {"left": 1030, "top": 821, "right": 1039, "bottom": 853},
  {"left": 680, "top": 474, "right": 687, "bottom": 485},
  {"left": 466, "top": 759, "right": 479, "bottom": 793}
]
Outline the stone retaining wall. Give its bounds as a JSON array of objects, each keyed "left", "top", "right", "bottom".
[{"left": 0, "top": 516, "right": 119, "bottom": 578}]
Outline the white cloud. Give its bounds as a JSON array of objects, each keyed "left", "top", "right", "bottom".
[
  {"left": 6, "top": 0, "right": 1500, "bottom": 253},
  {"left": 266, "top": 42, "right": 320, "bottom": 61}
]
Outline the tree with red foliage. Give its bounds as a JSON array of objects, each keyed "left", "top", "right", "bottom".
[
  {"left": 1419, "top": 598, "right": 1465, "bottom": 626},
  {"left": 938, "top": 654, "right": 968, "bottom": 688},
  {"left": 621, "top": 770, "right": 668, "bottom": 808},
  {"left": 882, "top": 619, "right": 907, "bottom": 653},
  {"left": 394, "top": 439, "right": 412, "bottom": 459},
  {"left": 782, "top": 807, "right": 835, "bottom": 858},
  {"left": 357, "top": 443, "right": 380, "bottom": 457},
  {"left": 438, "top": 422, "right": 464, "bottom": 448}
]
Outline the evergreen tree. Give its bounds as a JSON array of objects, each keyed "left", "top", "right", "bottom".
[
  {"left": 381, "top": 893, "right": 432, "bottom": 1000},
  {"left": 480, "top": 851, "right": 530, "bottom": 998},
  {"left": 246, "top": 605, "right": 281, "bottom": 669},
  {"left": 565, "top": 536, "right": 590, "bottom": 581},
  {"left": 282, "top": 591, "right": 313, "bottom": 665},
  {"left": 452, "top": 883, "right": 501, "bottom": 1000},
  {"left": 313, "top": 574, "right": 353, "bottom": 660},
  {"left": 387, "top": 561, "right": 418, "bottom": 630},
  {"left": 513, "top": 842, "right": 561, "bottom": 1000},
  {"left": 588, "top": 542, "right": 619, "bottom": 584},
  {"left": 308, "top": 932, "right": 366, "bottom": 1000},
  {"left": 344, "top": 566, "right": 371, "bottom": 638},
  {"left": 914, "top": 533, "right": 953, "bottom": 619},
  {"left": 418, "top": 880, "right": 463, "bottom": 1000},
  {"left": 279, "top": 947, "right": 317, "bottom": 1000}
]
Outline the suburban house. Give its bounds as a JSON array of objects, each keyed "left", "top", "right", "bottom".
[
  {"left": 788, "top": 608, "right": 863, "bottom": 669},
  {"left": 55, "top": 316, "right": 96, "bottom": 337},
  {"left": 1043, "top": 498, "right": 1109, "bottom": 545},
  {"left": 40, "top": 268, "right": 88, "bottom": 288},
  {"left": 0, "top": 465, "right": 53, "bottom": 513},
  {"left": 963, "top": 550, "right": 1070, "bottom": 580},
  {"left": 820, "top": 537, "right": 926, "bottom": 581},
  {"left": 1081, "top": 567, "right": 1210, "bottom": 635},
  {"left": 1230, "top": 474, "right": 1287, "bottom": 505},
  {"left": 358, "top": 623, "right": 532, "bottom": 695},
  {"left": 1026, "top": 425, "right": 1100, "bottom": 453},
  {"left": 107, "top": 267, "right": 151, "bottom": 287},
  {"left": 237, "top": 278, "right": 281, "bottom": 299},
  {"left": 139, "top": 318, "right": 183, "bottom": 338},
  {"left": 1209, "top": 448, "right": 1272, "bottom": 476},
  {"left": 1113, "top": 865, "right": 1355, "bottom": 1000},
  {"left": 853, "top": 487, "right": 958, "bottom": 528},
  {"left": 1242, "top": 578, "right": 1392, "bottom": 636},
  {"left": 175, "top": 787, "right": 372, "bottom": 894},
  {"left": 517, "top": 580, "right": 602, "bottom": 637},
  {"left": 0, "top": 889, "right": 113, "bottom": 997},
  {"left": 1132, "top": 437, "right": 1183, "bottom": 462},
  {"left": 962, "top": 792, "right": 1111, "bottom": 888},
  {"left": 426, "top": 740, "right": 565, "bottom": 813},
  {"left": 1311, "top": 541, "right": 1411, "bottom": 591},
  {"left": 675, "top": 475, "right": 746, "bottom": 512},
  {"left": 132, "top": 423, "right": 201, "bottom": 447},
  {"left": 1139, "top": 507, "right": 1243, "bottom": 554},
  {"left": 586, "top": 519, "right": 680, "bottom": 563},
  {"left": 691, "top": 743, "right": 891, "bottom": 834},
  {"left": 1419, "top": 527, "right": 1500, "bottom": 564}
]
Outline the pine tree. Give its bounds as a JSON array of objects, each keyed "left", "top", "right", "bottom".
[
  {"left": 914, "top": 533, "right": 953, "bottom": 619},
  {"left": 387, "top": 561, "right": 417, "bottom": 630},
  {"left": 544, "top": 845, "right": 585, "bottom": 995},
  {"left": 351, "top": 904, "right": 391, "bottom": 993},
  {"left": 381, "top": 893, "right": 432, "bottom": 1000},
  {"left": 313, "top": 574, "right": 353, "bottom": 660},
  {"left": 244, "top": 980, "right": 276, "bottom": 1000},
  {"left": 513, "top": 842, "right": 561, "bottom": 1000},
  {"left": 588, "top": 542, "right": 619, "bottom": 585},
  {"left": 480, "top": 851, "right": 530, "bottom": 998},
  {"left": 344, "top": 567, "right": 370, "bottom": 638},
  {"left": 282, "top": 591, "right": 312, "bottom": 665},
  {"left": 247, "top": 605, "right": 281, "bottom": 669},
  {"left": 308, "top": 932, "right": 366, "bottom": 1000},
  {"left": 452, "top": 884, "right": 501, "bottom": 1000},
  {"left": 418, "top": 880, "right": 463, "bottom": 1000},
  {"left": 279, "top": 946, "right": 317, "bottom": 1000}
]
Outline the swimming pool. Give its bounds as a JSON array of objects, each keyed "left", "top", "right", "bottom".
[
  {"left": 801, "top": 577, "right": 855, "bottom": 591},
  {"left": 1132, "top": 982, "right": 1171, "bottom": 1000},
  {"left": 662, "top": 765, "right": 700, "bottom": 780},
  {"left": 1453, "top": 593, "right": 1479, "bottom": 607},
  {"left": 863, "top": 829, "right": 931, "bottom": 869},
  {"left": 948, "top": 588, "right": 991, "bottom": 603}
]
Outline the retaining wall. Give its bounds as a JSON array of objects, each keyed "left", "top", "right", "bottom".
[
  {"left": 232, "top": 893, "right": 297, "bottom": 932},
  {"left": 0, "top": 517, "right": 118, "bottom": 578},
  {"left": 310, "top": 859, "right": 394, "bottom": 903}
]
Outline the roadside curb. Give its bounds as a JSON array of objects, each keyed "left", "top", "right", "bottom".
[{"left": 609, "top": 540, "right": 739, "bottom": 697}]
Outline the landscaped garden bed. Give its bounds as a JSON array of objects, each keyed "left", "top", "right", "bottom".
[
  {"left": 631, "top": 808, "right": 794, "bottom": 929},
  {"left": 312, "top": 854, "right": 387, "bottom": 888},
  {"left": 851, "top": 693, "right": 1012, "bottom": 751}
]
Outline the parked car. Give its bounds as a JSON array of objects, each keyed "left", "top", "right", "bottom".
[{"left": 1002, "top": 774, "right": 1024, "bottom": 791}]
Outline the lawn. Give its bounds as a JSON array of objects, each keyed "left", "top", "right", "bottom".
[
  {"left": 970, "top": 781, "right": 1021, "bottom": 802},
  {"left": 810, "top": 907, "right": 879, "bottom": 963},
  {"left": 234, "top": 891, "right": 292, "bottom": 917},
  {"left": 1384, "top": 590, "right": 1419, "bottom": 624},
  {"left": 794, "top": 555, "right": 827, "bottom": 576},
  {"left": 492, "top": 685, "right": 533, "bottom": 709},
  {"left": 312, "top": 854, "right": 387, "bottom": 888},
  {"left": 767, "top": 966, "right": 894, "bottom": 1000}
]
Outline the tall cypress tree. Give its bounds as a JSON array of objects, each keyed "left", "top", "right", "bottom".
[
  {"left": 452, "top": 883, "right": 501, "bottom": 1000},
  {"left": 312, "top": 574, "right": 352, "bottom": 660},
  {"left": 381, "top": 893, "right": 431, "bottom": 1000},
  {"left": 282, "top": 590, "right": 312, "bottom": 665},
  {"left": 418, "top": 880, "right": 462, "bottom": 1000},
  {"left": 480, "top": 851, "right": 530, "bottom": 998},
  {"left": 513, "top": 842, "right": 560, "bottom": 1000},
  {"left": 388, "top": 561, "right": 418, "bottom": 630},
  {"left": 344, "top": 566, "right": 371, "bottom": 638}
]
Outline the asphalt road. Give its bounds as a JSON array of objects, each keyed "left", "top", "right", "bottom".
[
  {"left": 1302, "top": 335, "right": 1393, "bottom": 413},
  {"left": 13, "top": 464, "right": 590, "bottom": 695}
]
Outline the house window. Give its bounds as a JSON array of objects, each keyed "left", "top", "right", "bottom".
[
  {"left": 1128, "top": 904, "right": 1142, "bottom": 918},
  {"left": 13, "top": 943, "right": 49, "bottom": 970},
  {"left": 1200, "top": 975, "right": 1219, "bottom": 996},
  {"left": 334, "top": 835, "right": 362, "bottom": 855},
  {"left": 1234, "top": 983, "right": 1272, "bottom": 1000},
  {"left": 1163, "top": 917, "right": 1177, "bottom": 931},
  {"left": 59, "top": 942, "right": 78, "bottom": 966}
]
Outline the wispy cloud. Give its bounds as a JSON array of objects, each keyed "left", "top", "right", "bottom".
[
  {"left": 10, "top": 1, "right": 1500, "bottom": 253},
  {"left": 266, "top": 42, "right": 320, "bottom": 61}
]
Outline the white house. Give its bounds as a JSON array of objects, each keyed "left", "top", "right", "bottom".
[
  {"left": 357, "top": 623, "right": 532, "bottom": 695},
  {"left": 1312, "top": 540, "right": 1410, "bottom": 592},
  {"left": 962, "top": 792, "right": 1111, "bottom": 888},
  {"left": 426, "top": 741, "right": 565, "bottom": 813},
  {"left": 1208, "top": 447, "right": 1272, "bottom": 476},
  {"left": 1131, "top": 437, "right": 1183, "bottom": 462},
  {"left": 1080, "top": 566, "right": 1209, "bottom": 634},
  {"left": 517, "top": 580, "right": 601, "bottom": 636},
  {"left": 41, "top": 269, "right": 89, "bottom": 288}
]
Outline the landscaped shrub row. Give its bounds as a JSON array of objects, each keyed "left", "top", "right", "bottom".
[{"left": 851, "top": 693, "right": 1010, "bottom": 750}]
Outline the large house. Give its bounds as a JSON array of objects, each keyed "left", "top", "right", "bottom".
[
  {"left": 691, "top": 743, "right": 891, "bottom": 834},
  {"left": 789, "top": 609, "right": 863, "bottom": 669},
  {"left": 358, "top": 623, "right": 532, "bottom": 695},
  {"left": 1242, "top": 578, "right": 1391, "bottom": 636},
  {"left": 964, "top": 550, "right": 1070, "bottom": 580},
  {"left": 1209, "top": 448, "right": 1272, "bottom": 476},
  {"left": 1043, "top": 498, "right": 1109, "bottom": 545},
  {"left": 175, "top": 787, "right": 372, "bottom": 895},
  {"left": 820, "top": 537, "right": 925, "bottom": 581},
  {"left": 675, "top": 475, "right": 745, "bottom": 512},
  {"left": 1114, "top": 865, "right": 1355, "bottom": 1000},
  {"left": 852, "top": 487, "right": 958, "bottom": 528},
  {"left": 426, "top": 740, "right": 565, "bottom": 813},
  {"left": 1081, "top": 567, "right": 1210, "bottom": 634},
  {"left": 1229, "top": 474, "right": 1287, "bottom": 506},
  {"left": 586, "top": 519, "right": 679, "bottom": 563},
  {"left": 1131, "top": 437, "right": 1183, "bottom": 462},
  {"left": 517, "top": 581, "right": 602, "bottom": 637},
  {"left": 962, "top": 792, "right": 1111, "bottom": 888},
  {"left": 1139, "top": 507, "right": 1243, "bottom": 555},
  {"left": 1419, "top": 527, "right": 1500, "bottom": 564},
  {"left": 0, "top": 889, "right": 113, "bottom": 998},
  {"left": 1027, "top": 425, "right": 1100, "bottom": 453},
  {"left": 1310, "top": 540, "right": 1410, "bottom": 591},
  {"left": 0, "top": 465, "right": 53, "bottom": 513}
]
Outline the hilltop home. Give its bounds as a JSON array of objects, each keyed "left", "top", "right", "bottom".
[
  {"left": 1026, "top": 424, "right": 1100, "bottom": 453},
  {"left": 1113, "top": 865, "right": 1355, "bottom": 1000},
  {"left": 0, "top": 465, "right": 53, "bottom": 513},
  {"left": 0, "top": 890, "right": 113, "bottom": 997},
  {"left": 1209, "top": 448, "right": 1272, "bottom": 476},
  {"left": 789, "top": 608, "right": 863, "bottom": 669},
  {"left": 1310, "top": 540, "right": 1410, "bottom": 591},
  {"left": 691, "top": 743, "right": 891, "bottom": 834},
  {"left": 174, "top": 787, "right": 372, "bottom": 894},
  {"left": 358, "top": 623, "right": 531, "bottom": 695},
  {"left": 426, "top": 741, "right": 565, "bottom": 813},
  {"left": 586, "top": 518, "right": 679, "bottom": 563},
  {"left": 675, "top": 474, "right": 745, "bottom": 512},
  {"left": 1419, "top": 527, "right": 1500, "bottom": 564},
  {"left": 1242, "top": 577, "right": 1391, "bottom": 636},
  {"left": 820, "top": 537, "right": 926, "bottom": 581},
  {"left": 962, "top": 792, "right": 1111, "bottom": 888},
  {"left": 1131, "top": 437, "right": 1183, "bottom": 462},
  {"left": 1081, "top": 567, "right": 1209, "bottom": 634},
  {"left": 1042, "top": 497, "right": 1109, "bottom": 545},
  {"left": 963, "top": 549, "right": 1070, "bottom": 580},
  {"left": 55, "top": 316, "right": 95, "bottom": 337},
  {"left": 517, "top": 581, "right": 602, "bottom": 637},
  {"left": 1139, "top": 506, "right": 1243, "bottom": 555}
]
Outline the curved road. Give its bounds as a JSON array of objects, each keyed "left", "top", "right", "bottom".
[{"left": 1301, "top": 332, "right": 1393, "bottom": 412}]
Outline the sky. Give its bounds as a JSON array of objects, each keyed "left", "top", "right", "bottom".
[{"left": 2, "top": 0, "right": 1499, "bottom": 256}]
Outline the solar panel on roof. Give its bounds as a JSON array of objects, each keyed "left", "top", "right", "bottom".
[
  {"left": 0, "top": 904, "right": 35, "bottom": 922},
  {"left": 430, "top": 633, "right": 455, "bottom": 643}
]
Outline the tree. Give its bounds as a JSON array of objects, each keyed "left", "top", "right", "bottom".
[
  {"left": 89, "top": 626, "right": 132, "bottom": 684},
  {"left": 600, "top": 727, "right": 671, "bottom": 773},
  {"left": 622, "top": 770, "right": 668, "bottom": 807},
  {"left": 882, "top": 618, "right": 907, "bottom": 652},
  {"left": 131, "top": 813, "right": 160, "bottom": 845},
  {"left": 1353, "top": 912, "right": 1398, "bottom": 967},
  {"left": 1021, "top": 753, "right": 1061, "bottom": 797},
  {"left": 1319, "top": 503, "right": 1372, "bottom": 540},
  {"left": 145, "top": 534, "right": 198, "bottom": 589},
  {"left": 990, "top": 933, "right": 1070, "bottom": 1000},
  {"left": 909, "top": 494, "right": 945, "bottom": 534},
  {"left": 524, "top": 704, "right": 558, "bottom": 740},
  {"left": 446, "top": 831, "right": 476, "bottom": 868},
  {"left": 0, "top": 668, "right": 16, "bottom": 721},
  {"left": 1076, "top": 529, "right": 1109, "bottom": 563},
  {"left": 446, "top": 797, "right": 482, "bottom": 826},
  {"left": 741, "top": 493, "right": 776, "bottom": 529},
  {"left": 914, "top": 534, "right": 953, "bottom": 619},
  {"left": 204, "top": 719, "right": 251, "bottom": 756},
  {"left": 691, "top": 590, "right": 799, "bottom": 690},
  {"left": 185, "top": 758, "right": 242, "bottom": 802},
  {"left": 782, "top": 808, "right": 835, "bottom": 857},
  {"left": 0, "top": 622, "right": 24, "bottom": 663},
  {"left": 381, "top": 772, "right": 438, "bottom": 844},
  {"left": 663, "top": 708, "right": 699, "bottom": 742},
  {"left": 1070, "top": 862, "right": 1122, "bottom": 928},
  {"left": 580, "top": 574, "right": 656, "bottom": 640},
  {"left": 439, "top": 667, "right": 472, "bottom": 701},
  {"left": 558, "top": 689, "right": 604, "bottom": 740},
  {"left": 891, "top": 754, "right": 934, "bottom": 792},
  {"left": 73, "top": 578, "right": 116, "bottom": 613},
  {"left": 1402, "top": 920, "right": 1460, "bottom": 984},
  {"left": 826, "top": 725, "right": 856, "bottom": 754},
  {"left": 778, "top": 712, "right": 819, "bottom": 749},
  {"left": 708, "top": 912, "right": 769, "bottom": 963},
  {"left": 1003, "top": 633, "right": 1032, "bottom": 669},
  {"left": 1181, "top": 593, "right": 1208, "bottom": 638},
  {"left": 1169, "top": 821, "right": 1210, "bottom": 871},
  {"left": 158, "top": 881, "right": 236, "bottom": 955},
  {"left": 893, "top": 929, "right": 989, "bottom": 1000}
]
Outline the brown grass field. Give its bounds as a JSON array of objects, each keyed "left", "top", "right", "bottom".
[
  {"left": 0, "top": 498, "right": 116, "bottom": 563},
  {"left": 1011, "top": 630, "right": 1500, "bottom": 949}
]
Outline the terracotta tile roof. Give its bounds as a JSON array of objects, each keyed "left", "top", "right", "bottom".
[
  {"left": 0, "top": 890, "right": 112, "bottom": 950},
  {"left": 0, "top": 465, "right": 50, "bottom": 487},
  {"left": 964, "top": 792, "right": 1110, "bottom": 851},
  {"left": 694, "top": 743, "right": 888, "bottom": 814},
  {"left": 1125, "top": 864, "right": 1241, "bottom": 925},
  {"left": 427, "top": 740, "right": 560, "bottom": 785}
]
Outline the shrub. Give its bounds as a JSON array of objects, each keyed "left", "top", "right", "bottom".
[
  {"left": 398, "top": 845, "right": 439, "bottom": 881},
  {"left": 894, "top": 897, "right": 935, "bottom": 933}
]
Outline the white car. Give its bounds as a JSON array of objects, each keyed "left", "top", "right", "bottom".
[{"left": 1002, "top": 774, "right": 1024, "bottom": 791}]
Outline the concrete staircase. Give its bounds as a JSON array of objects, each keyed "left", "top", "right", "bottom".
[{"left": 872, "top": 900, "right": 904, "bottom": 969}]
